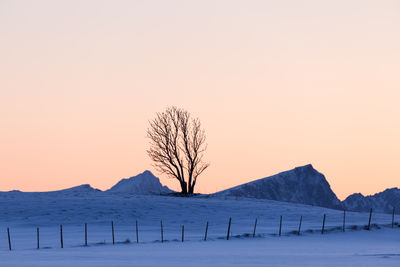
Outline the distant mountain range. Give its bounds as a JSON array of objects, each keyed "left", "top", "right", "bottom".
[
  {"left": 213, "top": 164, "right": 400, "bottom": 214},
  {"left": 343, "top": 188, "right": 400, "bottom": 214},
  {"left": 1, "top": 165, "right": 399, "bottom": 214}
]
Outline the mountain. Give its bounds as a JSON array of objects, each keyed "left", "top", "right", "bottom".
[
  {"left": 0, "top": 171, "right": 172, "bottom": 196},
  {"left": 343, "top": 188, "right": 400, "bottom": 214},
  {"left": 214, "top": 164, "right": 342, "bottom": 209},
  {"left": 107, "top": 170, "right": 172, "bottom": 195},
  {"left": 55, "top": 184, "right": 101, "bottom": 194}
]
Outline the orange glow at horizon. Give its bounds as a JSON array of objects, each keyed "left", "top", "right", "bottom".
[{"left": 0, "top": 0, "right": 399, "bottom": 200}]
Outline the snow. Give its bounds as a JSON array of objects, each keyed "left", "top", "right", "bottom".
[
  {"left": 1, "top": 192, "right": 399, "bottom": 266},
  {"left": 2, "top": 230, "right": 400, "bottom": 267}
]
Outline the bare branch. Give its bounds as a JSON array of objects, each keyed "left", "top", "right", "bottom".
[{"left": 147, "top": 107, "right": 209, "bottom": 194}]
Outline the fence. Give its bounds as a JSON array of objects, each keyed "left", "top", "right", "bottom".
[{"left": 3, "top": 207, "right": 398, "bottom": 251}]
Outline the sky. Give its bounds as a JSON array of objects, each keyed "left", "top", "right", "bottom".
[{"left": 1, "top": 0, "right": 399, "bottom": 200}]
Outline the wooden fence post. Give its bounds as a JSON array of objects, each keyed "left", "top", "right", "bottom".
[
  {"left": 37, "top": 227, "right": 39, "bottom": 249},
  {"left": 321, "top": 214, "right": 326, "bottom": 234},
  {"left": 182, "top": 225, "right": 184, "bottom": 242},
  {"left": 160, "top": 220, "right": 164, "bottom": 243},
  {"left": 253, "top": 218, "right": 258, "bottom": 238},
  {"left": 136, "top": 220, "right": 139, "bottom": 243},
  {"left": 85, "top": 223, "right": 87, "bottom": 246},
  {"left": 7, "top": 227, "right": 11, "bottom": 251},
  {"left": 204, "top": 221, "right": 208, "bottom": 241},
  {"left": 392, "top": 208, "right": 395, "bottom": 228},
  {"left": 298, "top": 216, "right": 302, "bottom": 236},
  {"left": 60, "top": 224, "right": 63, "bottom": 248},
  {"left": 226, "top": 217, "right": 231, "bottom": 240},
  {"left": 111, "top": 221, "right": 115, "bottom": 244},
  {"left": 279, "top": 216, "right": 282, "bottom": 236},
  {"left": 367, "top": 208, "right": 372, "bottom": 230},
  {"left": 343, "top": 210, "right": 346, "bottom": 232}
]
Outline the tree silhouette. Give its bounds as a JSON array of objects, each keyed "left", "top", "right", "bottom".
[{"left": 147, "top": 106, "right": 209, "bottom": 194}]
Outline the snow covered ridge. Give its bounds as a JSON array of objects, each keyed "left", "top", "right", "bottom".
[{"left": 214, "top": 164, "right": 343, "bottom": 209}]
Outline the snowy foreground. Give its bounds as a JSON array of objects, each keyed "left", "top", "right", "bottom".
[{"left": 1, "top": 193, "right": 399, "bottom": 266}]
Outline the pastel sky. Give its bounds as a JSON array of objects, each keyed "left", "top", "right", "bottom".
[{"left": 1, "top": 0, "right": 399, "bottom": 199}]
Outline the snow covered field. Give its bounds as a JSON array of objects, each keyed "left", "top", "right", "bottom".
[
  {"left": 2, "top": 229, "right": 399, "bottom": 267},
  {"left": 1, "top": 193, "right": 399, "bottom": 266}
]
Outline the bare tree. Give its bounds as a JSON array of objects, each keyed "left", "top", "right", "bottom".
[{"left": 147, "top": 107, "right": 209, "bottom": 195}]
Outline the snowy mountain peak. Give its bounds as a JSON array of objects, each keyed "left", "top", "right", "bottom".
[
  {"left": 346, "top": 193, "right": 365, "bottom": 199},
  {"left": 142, "top": 170, "right": 153, "bottom": 175},
  {"left": 107, "top": 170, "right": 172, "bottom": 195},
  {"left": 296, "top": 163, "right": 314, "bottom": 170},
  {"left": 382, "top": 187, "right": 400, "bottom": 193},
  {"left": 292, "top": 164, "right": 318, "bottom": 176},
  {"left": 215, "top": 164, "right": 342, "bottom": 209}
]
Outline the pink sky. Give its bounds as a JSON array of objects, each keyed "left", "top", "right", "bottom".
[{"left": 1, "top": 0, "right": 399, "bottom": 200}]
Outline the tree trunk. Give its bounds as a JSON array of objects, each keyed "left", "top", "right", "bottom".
[
  {"left": 180, "top": 181, "right": 188, "bottom": 194},
  {"left": 188, "top": 186, "right": 194, "bottom": 194}
]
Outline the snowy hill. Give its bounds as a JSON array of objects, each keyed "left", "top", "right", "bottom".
[
  {"left": 0, "top": 171, "right": 172, "bottom": 196},
  {"left": 54, "top": 184, "right": 101, "bottom": 194},
  {"left": 214, "top": 164, "right": 342, "bottom": 209},
  {"left": 107, "top": 170, "right": 172, "bottom": 195},
  {"left": 343, "top": 188, "right": 400, "bottom": 214},
  {"left": 0, "top": 184, "right": 101, "bottom": 197}
]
